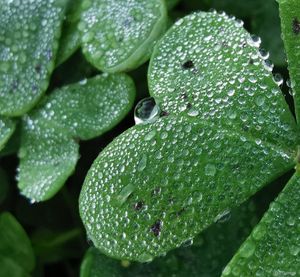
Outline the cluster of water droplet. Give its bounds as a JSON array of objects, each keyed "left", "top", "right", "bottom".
[
  {"left": 222, "top": 175, "right": 300, "bottom": 276},
  {"left": 79, "top": 0, "right": 167, "bottom": 72},
  {"left": 148, "top": 11, "right": 298, "bottom": 148},
  {"left": 80, "top": 112, "right": 294, "bottom": 261},
  {"left": 18, "top": 74, "right": 135, "bottom": 202},
  {"left": 0, "top": 117, "right": 15, "bottom": 150},
  {"left": 0, "top": 0, "right": 66, "bottom": 116}
]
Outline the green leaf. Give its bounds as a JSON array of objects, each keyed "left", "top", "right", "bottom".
[
  {"left": 0, "top": 121, "right": 21, "bottom": 157},
  {"left": 18, "top": 123, "right": 79, "bottom": 202},
  {"left": 0, "top": 212, "right": 35, "bottom": 274},
  {"left": 222, "top": 173, "right": 300, "bottom": 276},
  {"left": 148, "top": 11, "right": 298, "bottom": 148},
  {"left": 79, "top": 114, "right": 296, "bottom": 262},
  {"left": 0, "top": 117, "right": 15, "bottom": 151},
  {"left": 79, "top": 0, "right": 168, "bottom": 72},
  {"left": 0, "top": 0, "right": 67, "bottom": 116},
  {"left": 277, "top": 0, "right": 300, "bottom": 121},
  {"left": 80, "top": 200, "right": 258, "bottom": 276},
  {"left": 18, "top": 74, "right": 135, "bottom": 202},
  {"left": 0, "top": 255, "right": 30, "bottom": 277},
  {"left": 0, "top": 168, "right": 9, "bottom": 205},
  {"left": 56, "top": 0, "right": 82, "bottom": 66}
]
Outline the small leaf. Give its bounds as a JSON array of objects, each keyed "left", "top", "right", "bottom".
[
  {"left": 0, "top": 0, "right": 67, "bottom": 116},
  {"left": 0, "top": 117, "right": 15, "bottom": 151},
  {"left": 222, "top": 173, "right": 300, "bottom": 276},
  {"left": 79, "top": 0, "right": 168, "bottom": 72},
  {"left": 18, "top": 74, "right": 135, "bottom": 201},
  {"left": 56, "top": 0, "right": 82, "bottom": 66},
  {"left": 18, "top": 123, "right": 79, "bottom": 202},
  {"left": 148, "top": 11, "right": 298, "bottom": 148},
  {"left": 79, "top": 115, "right": 295, "bottom": 262},
  {"left": 277, "top": 0, "right": 300, "bottom": 121},
  {"left": 80, "top": 200, "right": 258, "bottom": 276},
  {"left": 0, "top": 212, "right": 35, "bottom": 274}
]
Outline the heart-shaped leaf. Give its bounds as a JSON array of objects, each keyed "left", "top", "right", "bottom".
[
  {"left": 0, "top": 117, "right": 15, "bottom": 151},
  {"left": 277, "top": 0, "right": 300, "bottom": 121},
  {"left": 0, "top": 0, "right": 67, "bottom": 116},
  {"left": 79, "top": 0, "right": 168, "bottom": 72},
  {"left": 222, "top": 173, "right": 300, "bottom": 276},
  {"left": 80, "top": 11, "right": 299, "bottom": 262},
  {"left": 18, "top": 74, "right": 135, "bottom": 202},
  {"left": 148, "top": 11, "right": 298, "bottom": 147},
  {"left": 0, "top": 212, "right": 35, "bottom": 275},
  {"left": 80, "top": 200, "right": 258, "bottom": 277}
]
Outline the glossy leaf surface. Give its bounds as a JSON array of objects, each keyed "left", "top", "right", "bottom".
[
  {"left": 277, "top": 0, "right": 300, "bottom": 121},
  {"left": 0, "top": 0, "right": 67, "bottom": 116},
  {"left": 79, "top": 0, "right": 168, "bottom": 72},
  {"left": 222, "top": 173, "right": 300, "bottom": 277},
  {"left": 18, "top": 74, "right": 135, "bottom": 201}
]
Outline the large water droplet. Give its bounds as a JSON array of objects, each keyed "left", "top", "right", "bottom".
[
  {"left": 116, "top": 184, "right": 135, "bottom": 205},
  {"left": 214, "top": 209, "right": 231, "bottom": 223},
  {"left": 137, "top": 154, "right": 147, "bottom": 172},
  {"left": 134, "top": 97, "right": 160, "bottom": 124}
]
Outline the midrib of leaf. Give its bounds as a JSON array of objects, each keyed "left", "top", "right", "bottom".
[{"left": 277, "top": 0, "right": 300, "bottom": 122}]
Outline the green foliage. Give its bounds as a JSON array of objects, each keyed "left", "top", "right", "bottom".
[
  {"left": 80, "top": 200, "right": 258, "bottom": 277},
  {"left": 0, "top": 212, "right": 35, "bottom": 276},
  {"left": 80, "top": 11, "right": 299, "bottom": 263},
  {"left": 79, "top": 0, "right": 168, "bottom": 72},
  {"left": 0, "top": 117, "right": 15, "bottom": 151},
  {"left": 0, "top": 0, "right": 67, "bottom": 116},
  {"left": 277, "top": 0, "right": 300, "bottom": 120},
  {"left": 18, "top": 74, "right": 135, "bottom": 202},
  {"left": 222, "top": 174, "right": 300, "bottom": 276},
  {"left": 0, "top": 0, "right": 300, "bottom": 276}
]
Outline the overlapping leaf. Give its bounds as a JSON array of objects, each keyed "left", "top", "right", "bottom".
[
  {"left": 222, "top": 174, "right": 300, "bottom": 276},
  {"left": 56, "top": 0, "right": 82, "bottom": 66},
  {"left": 18, "top": 74, "right": 135, "bottom": 202},
  {"left": 148, "top": 11, "right": 298, "bottom": 148},
  {"left": 0, "top": 0, "right": 67, "bottom": 116},
  {"left": 0, "top": 117, "right": 15, "bottom": 151},
  {"left": 79, "top": 0, "right": 168, "bottom": 72},
  {"left": 80, "top": 200, "right": 258, "bottom": 277},
  {"left": 80, "top": 11, "right": 299, "bottom": 262},
  {"left": 0, "top": 212, "right": 35, "bottom": 276},
  {"left": 277, "top": 0, "right": 300, "bottom": 121}
]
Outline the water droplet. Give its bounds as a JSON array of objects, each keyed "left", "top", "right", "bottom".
[
  {"left": 273, "top": 73, "right": 283, "bottom": 86},
  {"left": 116, "top": 184, "right": 135, "bottom": 205},
  {"left": 187, "top": 108, "right": 199, "bottom": 117},
  {"left": 255, "top": 96, "right": 265, "bottom": 107},
  {"left": 134, "top": 97, "right": 160, "bottom": 124},
  {"left": 214, "top": 209, "right": 231, "bottom": 223},
  {"left": 239, "top": 241, "right": 256, "bottom": 258},
  {"left": 144, "top": 130, "right": 156, "bottom": 141},
  {"left": 205, "top": 164, "right": 216, "bottom": 176},
  {"left": 252, "top": 224, "right": 266, "bottom": 240},
  {"left": 137, "top": 154, "right": 147, "bottom": 172}
]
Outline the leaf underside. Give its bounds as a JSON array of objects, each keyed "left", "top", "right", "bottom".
[
  {"left": 0, "top": 0, "right": 67, "bottom": 116},
  {"left": 277, "top": 0, "right": 300, "bottom": 122},
  {"left": 222, "top": 173, "right": 300, "bottom": 276},
  {"left": 80, "top": 11, "right": 299, "bottom": 262},
  {"left": 79, "top": 0, "right": 168, "bottom": 72},
  {"left": 18, "top": 74, "right": 136, "bottom": 202}
]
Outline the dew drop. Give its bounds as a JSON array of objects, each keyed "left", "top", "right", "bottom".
[
  {"left": 205, "top": 163, "right": 216, "bottom": 176},
  {"left": 134, "top": 97, "right": 160, "bottom": 124},
  {"left": 137, "top": 154, "right": 147, "bottom": 172},
  {"left": 239, "top": 241, "right": 256, "bottom": 258}
]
